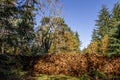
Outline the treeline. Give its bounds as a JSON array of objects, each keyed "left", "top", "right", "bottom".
[
  {"left": 0, "top": 0, "right": 81, "bottom": 54},
  {"left": 85, "top": 2, "right": 120, "bottom": 55},
  {"left": 1, "top": 0, "right": 120, "bottom": 55}
]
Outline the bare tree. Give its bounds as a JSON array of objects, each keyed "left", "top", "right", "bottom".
[{"left": 34, "top": 0, "right": 63, "bottom": 53}]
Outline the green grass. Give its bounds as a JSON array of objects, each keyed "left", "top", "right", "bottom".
[
  {"left": 34, "top": 74, "right": 82, "bottom": 80},
  {"left": 31, "top": 73, "right": 120, "bottom": 80}
]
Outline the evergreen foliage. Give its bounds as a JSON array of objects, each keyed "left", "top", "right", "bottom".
[{"left": 88, "top": 2, "right": 120, "bottom": 54}]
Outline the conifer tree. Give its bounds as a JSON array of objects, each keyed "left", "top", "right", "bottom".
[
  {"left": 107, "top": 2, "right": 120, "bottom": 54},
  {"left": 0, "top": 0, "right": 37, "bottom": 54},
  {"left": 90, "top": 5, "right": 111, "bottom": 54},
  {"left": 91, "top": 2, "right": 120, "bottom": 54},
  {"left": 86, "top": 41, "right": 99, "bottom": 54},
  {"left": 96, "top": 5, "right": 111, "bottom": 39},
  {"left": 101, "top": 34, "right": 109, "bottom": 54},
  {"left": 0, "top": 0, "right": 18, "bottom": 54},
  {"left": 92, "top": 29, "right": 99, "bottom": 41},
  {"left": 15, "top": 0, "right": 36, "bottom": 54}
]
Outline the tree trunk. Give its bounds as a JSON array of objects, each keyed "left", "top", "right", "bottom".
[{"left": 1, "top": 42, "right": 4, "bottom": 54}]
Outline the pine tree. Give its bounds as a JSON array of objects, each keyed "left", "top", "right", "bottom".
[
  {"left": 92, "top": 29, "right": 99, "bottom": 41},
  {"left": 64, "top": 30, "right": 80, "bottom": 53},
  {"left": 101, "top": 34, "right": 109, "bottom": 54},
  {"left": 112, "top": 2, "right": 120, "bottom": 21},
  {"left": 0, "top": 0, "right": 18, "bottom": 54},
  {"left": 75, "top": 32, "right": 81, "bottom": 52},
  {"left": 107, "top": 2, "right": 120, "bottom": 54},
  {"left": 108, "top": 22, "right": 120, "bottom": 54},
  {"left": 0, "top": 0, "right": 37, "bottom": 54},
  {"left": 90, "top": 5, "right": 111, "bottom": 54},
  {"left": 96, "top": 5, "right": 111, "bottom": 39},
  {"left": 16, "top": 0, "right": 36, "bottom": 54},
  {"left": 86, "top": 41, "right": 99, "bottom": 54}
]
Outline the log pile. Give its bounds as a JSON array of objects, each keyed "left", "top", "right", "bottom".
[
  {"left": 31, "top": 53, "right": 120, "bottom": 76},
  {"left": 0, "top": 53, "right": 120, "bottom": 77},
  {"left": 33, "top": 54, "right": 88, "bottom": 76}
]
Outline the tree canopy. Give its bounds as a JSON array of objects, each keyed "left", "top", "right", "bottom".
[{"left": 86, "top": 2, "right": 120, "bottom": 55}]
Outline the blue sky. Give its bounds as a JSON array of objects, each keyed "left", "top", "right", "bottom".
[{"left": 60, "top": 0, "right": 119, "bottom": 49}]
